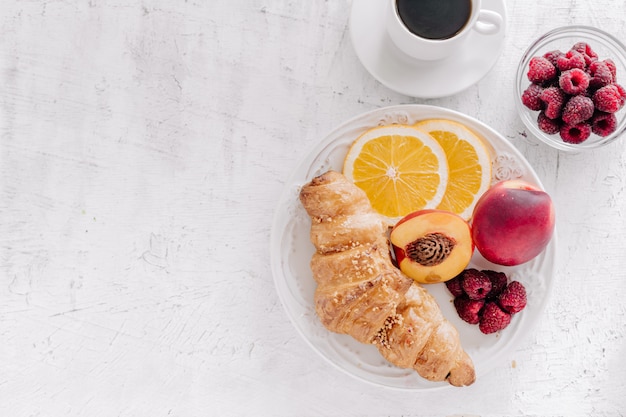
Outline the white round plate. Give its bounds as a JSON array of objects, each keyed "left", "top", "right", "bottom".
[
  {"left": 270, "top": 105, "right": 556, "bottom": 391},
  {"left": 349, "top": 0, "right": 507, "bottom": 98}
]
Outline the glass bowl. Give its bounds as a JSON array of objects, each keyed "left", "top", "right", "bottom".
[{"left": 515, "top": 25, "right": 626, "bottom": 151}]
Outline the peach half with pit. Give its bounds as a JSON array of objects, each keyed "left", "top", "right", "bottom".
[
  {"left": 390, "top": 210, "right": 474, "bottom": 284},
  {"left": 471, "top": 179, "right": 555, "bottom": 266}
]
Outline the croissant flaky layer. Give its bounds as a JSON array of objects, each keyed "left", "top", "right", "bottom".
[{"left": 299, "top": 170, "right": 475, "bottom": 387}]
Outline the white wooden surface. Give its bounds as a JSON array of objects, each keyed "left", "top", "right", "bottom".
[{"left": 1, "top": 1, "right": 625, "bottom": 416}]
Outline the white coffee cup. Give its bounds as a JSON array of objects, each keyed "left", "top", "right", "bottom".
[{"left": 387, "top": 0, "right": 503, "bottom": 61}]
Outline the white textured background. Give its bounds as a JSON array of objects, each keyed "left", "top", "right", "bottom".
[{"left": 1, "top": 1, "right": 625, "bottom": 416}]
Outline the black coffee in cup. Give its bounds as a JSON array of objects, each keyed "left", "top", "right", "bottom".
[{"left": 396, "top": 0, "right": 472, "bottom": 40}]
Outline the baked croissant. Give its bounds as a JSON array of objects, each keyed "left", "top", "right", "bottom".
[{"left": 299, "top": 170, "right": 475, "bottom": 387}]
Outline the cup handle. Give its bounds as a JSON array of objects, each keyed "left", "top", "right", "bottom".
[{"left": 473, "top": 10, "right": 503, "bottom": 35}]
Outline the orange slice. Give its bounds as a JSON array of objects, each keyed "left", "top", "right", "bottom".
[
  {"left": 342, "top": 125, "right": 449, "bottom": 221},
  {"left": 414, "top": 119, "right": 492, "bottom": 220}
]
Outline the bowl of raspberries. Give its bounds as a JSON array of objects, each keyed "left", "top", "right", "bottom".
[{"left": 516, "top": 25, "right": 626, "bottom": 150}]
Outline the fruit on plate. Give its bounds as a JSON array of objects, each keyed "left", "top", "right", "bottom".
[
  {"left": 471, "top": 180, "right": 555, "bottom": 266},
  {"left": 342, "top": 124, "right": 449, "bottom": 221},
  {"left": 342, "top": 121, "right": 494, "bottom": 222},
  {"left": 521, "top": 41, "right": 626, "bottom": 143},
  {"left": 390, "top": 209, "right": 474, "bottom": 284},
  {"left": 413, "top": 119, "right": 492, "bottom": 220},
  {"left": 446, "top": 269, "right": 528, "bottom": 334}
]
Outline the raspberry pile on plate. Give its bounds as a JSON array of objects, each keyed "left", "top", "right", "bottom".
[
  {"left": 446, "top": 269, "right": 527, "bottom": 334},
  {"left": 521, "top": 42, "right": 626, "bottom": 144}
]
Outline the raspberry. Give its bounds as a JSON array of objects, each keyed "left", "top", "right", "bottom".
[
  {"left": 540, "top": 86, "right": 566, "bottom": 119},
  {"left": 591, "top": 111, "right": 618, "bottom": 136},
  {"left": 560, "top": 122, "right": 592, "bottom": 143},
  {"left": 588, "top": 61, "right": 614, "bottom": 89},
  {"left": 593, "top": 84, "right": 626, "bottom": 113},
  {"left": 556, "top": 50, "right": 586, "bottom": 71},
  {"left": 479, "top": 302, "right": 512, "bottom": 334},
  {"left": 483, "top": 270, "right": 508, "bottom": 299},
  {"left": 559, "top": 68, "right": 590, "bottom": 95},
  {"left": 562, "top": 95, "right": 594, "bottom": 125},
  {"left": 543, "top": 50, "right": 564, "bottom": 67},
  {"left": 603, "top": 59, "right": 617, "bottom": 79},
  {"left": 454, "top": 296, "right": 485, "bottom": 325},
  {"left": 527, "top": 56, "right": 557, "bottom": 83},
  {"left": 521, "top": 83, "right": 544, "bottom": 110},
  {"left": 497, "top": 281, "right": 527, "bottom": 314},
  {"left": 445, "top": 275, "right": 465, "bottom": 297},
  {"left": 537, "top": 110, "right": 561, "bottom": 134},
  {"left": 571, "top": 42, "right": 598, "bottom": 65},
  {"left": 460, "top": 269, "right": 492, "bottom": 300}
]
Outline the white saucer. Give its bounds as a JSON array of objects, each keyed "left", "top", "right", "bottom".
[{"left": 349, "top": 0, "right": 507, "bottom": 98}]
